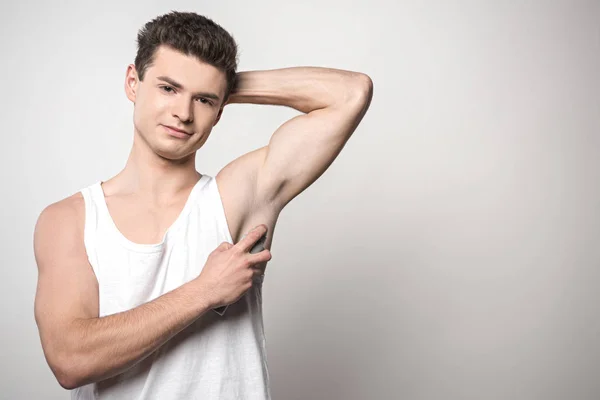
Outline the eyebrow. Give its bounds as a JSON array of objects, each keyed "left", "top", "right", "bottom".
[{"left": 156, "top": 75, "right": 221, "bottom": 101}]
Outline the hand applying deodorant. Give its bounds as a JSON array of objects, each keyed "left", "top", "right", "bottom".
[{"left": 213, "top": 229, "right": 268, "bottom": 316}]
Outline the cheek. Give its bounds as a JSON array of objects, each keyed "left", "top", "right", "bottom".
[
  {"left": 133, "top": 97, "right": 166, "bottom": 131},
  {"left": 132, "top": 105, "right": 150, "bottom": 134}
]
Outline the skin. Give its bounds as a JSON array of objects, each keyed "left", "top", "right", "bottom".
[
  {"left": 95, "top": 45, "right": 235, "bottom": 247},
  {"left": 33, "top": 42, "right": 373, "bottom": 389}
]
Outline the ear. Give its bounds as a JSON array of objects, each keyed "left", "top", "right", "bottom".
[{"left": 124, "top": 64, "right": 139, "bottom": 103}]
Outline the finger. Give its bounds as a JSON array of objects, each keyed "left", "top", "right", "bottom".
[
  {"left": 236, "top": 225, "right": 268, "bottom": 253},
  {"left": 248, "top": 249, "right": 272, "bottom": 265},
  {"left": 218, "top": 241, "right": 233, "bottom": 251}
]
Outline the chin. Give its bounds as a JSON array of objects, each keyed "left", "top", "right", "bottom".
[{"left": 155, "top": 147, "right": 193, "bottom": 161}]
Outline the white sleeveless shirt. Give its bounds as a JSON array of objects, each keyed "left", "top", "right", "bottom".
[{"left": 72, "top": 174, "right": 271, "bottom": 399}]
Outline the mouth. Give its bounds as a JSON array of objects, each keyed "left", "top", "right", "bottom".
[{"left": 162, "top": 125, "right": 193, "bottom": 135}]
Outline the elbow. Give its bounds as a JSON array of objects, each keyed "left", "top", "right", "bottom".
[
  {"left": 57, "top": 373, "right": 80, "bottom": 391},
  {"left": 342, "top": 73, "right": 373, "bottom": 113},
  {"left": 58, "top": 373, "right": 83, "bottom": 391},
  {"left": 37, "top": 319, "right": 94, "bottom": 389},
  {"left": 356, "top": 73, "right": 373, "bottom": 100},
  {"left": 54, "top": 362, "right": 83, "bottom": 390},
  {"left": 342, "top": 73, "right": 373, "bottom": 108},
  {"left": 49, "top": 351, "right": 88, "bottom": 390}
]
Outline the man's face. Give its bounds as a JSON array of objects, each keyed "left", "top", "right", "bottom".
[{"left": 125, "top": 45, "right": 228, "bottom": 160}]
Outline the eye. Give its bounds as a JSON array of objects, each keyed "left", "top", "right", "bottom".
[
  {"left": 160, "top": 85, "right": 175, "bottom": 93},
  {"left": 197, "top": 97, "right": 213, "bottom": 106}
]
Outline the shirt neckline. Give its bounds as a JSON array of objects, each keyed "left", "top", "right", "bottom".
[{"left": 93, "top": 175, "right": 210, "bottom": 253}]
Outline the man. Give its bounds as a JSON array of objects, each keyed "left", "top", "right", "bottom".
[{"left": 33, "top": 11, "right": 372, "bottom": 399}]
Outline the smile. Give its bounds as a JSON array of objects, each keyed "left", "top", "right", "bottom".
[{"left": 163, "top": 125, "right": 193, "bottom": 138}]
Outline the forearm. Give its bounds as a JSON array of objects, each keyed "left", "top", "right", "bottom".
[
  {"left": 60, "top": 279, "right": 213, "bottom": 389},
  {"left": 227, "top": 67, "right": 370, "bottom": 113}
]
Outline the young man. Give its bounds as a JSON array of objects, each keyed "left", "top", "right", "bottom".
[{"left": 33, "top": 11, "right": 372, "bottom": 399}]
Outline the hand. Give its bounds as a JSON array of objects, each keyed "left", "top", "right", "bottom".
[{"left": 195, "top": 224, "right": 271, "bottom": 309}]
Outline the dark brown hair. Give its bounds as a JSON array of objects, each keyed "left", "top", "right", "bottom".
[{"left": 134, "top": 11, "right": 239, "bottom": 104}]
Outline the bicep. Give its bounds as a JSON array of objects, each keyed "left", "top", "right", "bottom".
[
  {"left": 33, "top": 198, "right": 99, "bottom": 370},
  {"left": 258, "top": 91, "right": 372, "bottom": 210}
]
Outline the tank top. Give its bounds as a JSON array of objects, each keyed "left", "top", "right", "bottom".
[{"left": 72, "top": 174, "right": 271, "bottom": 400}]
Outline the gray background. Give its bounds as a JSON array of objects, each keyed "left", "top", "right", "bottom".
[{"left": 2, "top": 0, "right": 599, "bottom": 399}]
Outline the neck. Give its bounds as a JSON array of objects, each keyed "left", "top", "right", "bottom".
[{"left": 104, "top": 130, "right": 201, "bottom": 203}]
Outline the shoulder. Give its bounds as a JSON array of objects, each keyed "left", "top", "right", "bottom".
[
  {"left": 34, "top": 192, "right": 86, "bottom": 257},
  {"left": 37, "top": 192, "right": 85, "bottom": 227}
]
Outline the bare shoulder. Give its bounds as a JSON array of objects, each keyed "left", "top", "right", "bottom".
[
  {"left": 34, "top": 192, "right": 85, "bottom": 250},
  {"left": 33, "top": 191, "right": 98, "bottom": 321},
  {"left": 215, "top": 146, "right": 282, "bottom": 248}
]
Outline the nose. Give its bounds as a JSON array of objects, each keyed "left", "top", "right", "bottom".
[{"left": 172, "top": 96, "right": 194, "bottom": 123}]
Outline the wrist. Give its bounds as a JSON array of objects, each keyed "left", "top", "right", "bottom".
[{"left": 189, "top": 278, "right": 216, "bottom": 311}]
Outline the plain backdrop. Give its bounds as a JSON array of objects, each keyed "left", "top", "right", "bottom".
[{"left": 2, "top": 0, "right": 599, "bottom": 399}]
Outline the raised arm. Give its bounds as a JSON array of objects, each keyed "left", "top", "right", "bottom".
[{"left": 219, "top": 67, "right": 373, "bottom": 219}]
